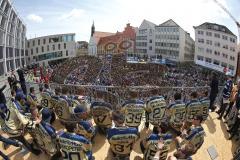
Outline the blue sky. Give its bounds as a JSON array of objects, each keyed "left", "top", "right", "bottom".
[{"left": 13, "top": 0, "right": 240, "bottom": 41}]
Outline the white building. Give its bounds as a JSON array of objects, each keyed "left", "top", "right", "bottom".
[
  {"left": 194, "top": 22, "right": 238, "bottom": 75},
  {"left": 88, "top": 22, "right": 114, "bottom": 56},
  {"left": 27, "top": 33, "right": 76, "bottom": 66},
  {"left": 0, "top": 0, "right": 27, "bottom": 76},
  {"left": 136, "top": 19, "right": 195, "bottom": 62}
]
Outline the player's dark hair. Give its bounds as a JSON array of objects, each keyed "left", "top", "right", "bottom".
[
  {"left": 39, "top": 86, "right": 43, "bottom": 92},
  {"left": 62, "top": 87, "right": 69, "bottom": 95},
  {"left": 191, "top": 91, "right": 198, "bottom": 99},
  {"left": 30, "top": 87, "right": 35, "bottom": 93},
  {"left": 44, "top": 83, "right": 49, "bottom": 89},
  {"left": 174, "top": 92, "right": 181, "bottom": 100},
  {"left": 194, "top": 115, "right": 204, "bottom": 123},
  {"left": 55, "top": 87, "right": 61, "bottom": 95},
  {"left": 11, "top": 89, "right": 16, "bottom": 96},
  {"left": 129, "top": 90, "right": 138, "bottom": 99},
  {"left": 151, "top": 89, "right": 158, "bottom": 96},
  {"left": 65, "top": 123, "right": 76, "bottom": 133}
]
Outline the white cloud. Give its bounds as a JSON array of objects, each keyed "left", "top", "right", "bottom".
[
  {"left": 59, "top": 9, "right": 85, "bottom": 20},
  {"left": 27, "top": 14, "right": 43, "bottom": 23}
]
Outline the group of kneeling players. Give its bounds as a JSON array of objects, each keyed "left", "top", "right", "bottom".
[{"left": 0, "top": 84, "right": 209, "bottom": 160}]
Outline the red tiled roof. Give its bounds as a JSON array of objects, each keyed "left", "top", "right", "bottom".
[{"left": 94, "top": 31, "right": 115, "bottom": 44}]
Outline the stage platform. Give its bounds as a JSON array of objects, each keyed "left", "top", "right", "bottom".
[{"left": 0, "top": 112, "right": 236, "bottom": 160}]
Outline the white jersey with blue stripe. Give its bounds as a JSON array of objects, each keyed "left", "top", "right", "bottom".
[
  {"left": 168, "top": 100, "right": 186, "bottom": 126},
  {"left": 185, "top": 126, "right": 205, "bottom": 151},
  {"left": 122, "top": 100, "right": 145, "bottom": 127},
  {"left": 146, "top": 96, "right": 166, "bottom": 125},
  {"left": 186, "top": 99, "right": 202, "bottom": 122},
  {"left": 107, "top": 127, "right": 138, "bottom": 156},
  {"left": 144, "top": 133, "right": 172, "bottom": 160},
  {"left": 90, "top": 101, "right": 112, "bottom": 128},
  {"left": 58, "top": 131, "right": 93, "bottom": 160}
]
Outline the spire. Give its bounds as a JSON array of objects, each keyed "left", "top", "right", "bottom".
[{"left": 91, "top": 21, "right": 95, "bottom": 37}]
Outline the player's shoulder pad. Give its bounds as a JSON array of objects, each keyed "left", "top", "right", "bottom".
[
  {"left": 79, "top": 121, "right": 93, "bottom": 130},
  {"left": 122, "top": 99, "right": 145, "bottom": 107},
  {"left": 148, "top": 96, "right": 165, "bottom": 102},
  {"left": 147, "top": 134, "right": 160, "bottom": 141},
  {"left": 41, "top": 121, "right": 56, "bottom": 137},
  {"left": 60, "top": 132, "right": 91, "bottom": 144},
  {"left": 161, "top": 133, "right": 173, "bottom": 140},
  {"left": 91, "top": 101, "right": 112, "bottom": 109},
  {"left": 107, "top": 127, "right": 138, "bottom": 139}
]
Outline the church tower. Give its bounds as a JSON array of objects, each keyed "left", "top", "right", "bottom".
[{"left": 91, "top": 21, "right": 95, "bottom": 37}]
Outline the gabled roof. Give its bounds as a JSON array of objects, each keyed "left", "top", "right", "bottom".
[
  {"left": 194, "top": 22, "right": 236, "bottom": 37},
  {"left": 159, "top": 19, "right": 179, "bottom": 27},
  {"left": 94, "top": 31, "right": 115, "bottom": 44},
  {"left": 139, "top": 19, "right": 156, "bottom": 29}
]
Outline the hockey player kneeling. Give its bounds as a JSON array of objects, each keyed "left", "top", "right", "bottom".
[
  {"left": 140, "top": 126, "right": 172, "bottom": 160},
  {"left": 57, "top": 123, "right": 94, "bottom": 160},
  {"left": 30, "top": 108, "right": 58, "bottom": 158},
  {"left": 107, "top": 112, "right": 138, "bottom": 160}
]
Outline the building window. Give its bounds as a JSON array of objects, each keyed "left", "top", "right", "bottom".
[
  {"left": 42, "top": 46, "right": 44, "bottom": 52},
  {"left": 198, "top": 39, "right": 204, "bottom": 43},
  {"left": 223, "top": 45, "right": 228, "bottom": 49},
  {"left": 214, "top": 51, "right": 220, "bottom": 56},
  {"left": 43, "top": 39, "right": 46, "bottom": 44},
  {"left": 206, "top": 40, "right": 212, "bottom": 45},
  {"left": 206, "top": 48, "right": 212, "bottom": 54},
  {"left": 149, "top": 39, "right": 152, "bottom": 43},
  {"left": 36, "top": 47, "right": 38, "bottom": 53},
  {"left": 33, "top": 40, "right": 35, "bottom": 46},
  {"left": 213, "top": 60, "right": 220, "bottom": 65},
  {"left": 198, "top": 47, "right": 204, "bottom": 52},
  {"left": 149, "top": 46, "right": 152, "bottom": 50},
  {"left": 222, "top": 35, "right": 228, "bottom": 40},
  {"left": 52, "top": 45, "right": 55, "bottom": 51},
  {"left": 31, "top": 49, "right": 33, "bottom": 55},
  {"left": 38, "top": 39, "right": 40, "bottom": 45},
  {"left": 66, "top": 50, "right": 68, "bottom": 56},
  {"left": 205, "top": 58, "right": 212, "bottom": 63},
  {"left": 47, "top": 45, "right": 49, "bottom": 51},
  {"left": 64, "top": 43, "right": 66, "bottom": 49},
  {"left": 27, "top": 42, "right": 30, "bottom": 48},
  {"left": 230, "top": 47, "right": 235, "bottom": 52},
  {"left": 230, "top": 37, "right": 236, "bottom": 43},
  {"left": 214, "top": 42, "right": 220, "bottom": 47},
  {"left": 221, "top": 62, "right": 227, "bottom": 68},
  {"left": 206, "top": 32, "right": 212, "bottom": 36},
  {"left": 222, "top": 53, "right": 228, "bottom": 58},
  {"left": 198, "top": 30, "right": 204, "bottom": 35},
  {"left": 58, "top": 44, "right": 61, "bottom": 50},
  {"left": 214, "top": 33, "right": 220, "bottom": 38},
  {"left": 230, "top": 56, "right": 235, "bottom": 61},
  {"left": 197, "top": 55, "right": 204, "bottom": 61}
]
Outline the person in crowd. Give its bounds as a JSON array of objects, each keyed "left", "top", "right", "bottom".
[
  {"left": 209, "top": 72, "right": 218, "bottom": 111},
  {"left": 17, "top": 69, "right": 27, "bottom": 95},
  {"left": 57, "top": 123, "right": 94, "bottom": 160},
  {"left": 184, "top": 91, "right": 201, "bottom": 130},
  {"left": 140, "top": 125, "right": 172, "bottom": 160},
  {"left": 199, "top": 90, "right": 210, "bottom": 121},
  {"left": 90, "top": 91, "right": 113, "bottom": 135},
  {"left": 166, "top": 92, "right": 186, "bottom": 135},
  {"left": 27, "top": 87, "right": 40, "bottom": 119},
  {"left": 217, "top": 75, "right": 233, "bottom": 119},
  {"left": 107, "top": 111, "right": 138, "bottom": 160},
  {"left": 175, "top": 115, "right": 205, "bottom": 156},
  {"left": 145, "top": 89, "right": 166, "bottom": 134},
  {"left": 121, "top": 90, "right": 145, "bottom": 131}
]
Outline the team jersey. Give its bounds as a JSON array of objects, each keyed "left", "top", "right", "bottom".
[
  {"left": 122, "top": 100, "right": 145, "bottom": 127},
  {"left": 2, "top": 101, "right": 33, "bottom": 137},
  {"left": 185, "top": 99, "right": 202, "bottom": 123},
  {"left": 199, "top": 97, "right": 210, "bottom": 120},
  {"left": 107, "top": 127, "right": 138, "bottom": 156},
  {"left": 58, "top": 131, "right": 93, "bottom": 160},
  {"left": 53, "top": 98, "right": 76, "bottom": 123},
  {"left": 185, "top": 126, "right": 205, "bottom": 152},
  {"left": 143, "top": 133, "right": 172, "bottom": 160},
  {"left": 90, "top": 101, "right": 112, "bottom": 128},
  {"left": 76, "top": 121, "right": 95, "bottom": 140},
  {"left": 41, "top": 92, "right": 52, "bottom": 108},
  {"left": 146, "top": 96, "right": 166, "bottom": 125},
  {"left": 168, "top": 100, "right": 186, "bottom": 129},
  {"left": 31, "top": 121, "right": 58, "bottom": 155},
  {"left": 27, "top": 93, "right": 39, "bottom": 109}
]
